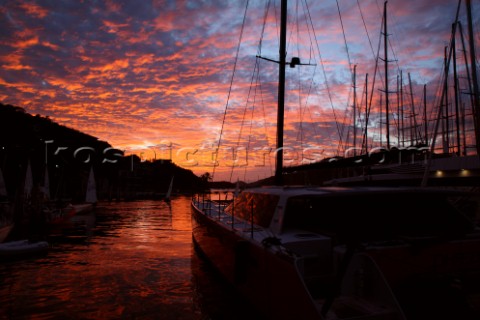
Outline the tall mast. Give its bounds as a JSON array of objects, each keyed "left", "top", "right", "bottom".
[
  {"left": 397, "top": 74, "right": 400, "bottom": 144},
  {"left": 400, "top": 70, "right": 404, "bottom": 147},
  {"left": 353, "top": 65, "right": 357, "bottom": 155},
  {"left": 275, "top": 0, "right": 287, "bottom": 185},
  {"left": 364, "top": 73, "right": 369, "bottom": 153},
  {"left": 424, "top": 84, "right": 428, "bottom": 146},
  {"left": 452, "top": 23, "right": 461, "bottom": 155},
  {"left": 466, "top": 0, "right": 480, "bottom": 156},
  {"left": 383, "top": 1, "right": 391, "bottom": 149},
  {"left": 408, "top": 73, "right": 419, "bottom": 145},
  {"left": 443, "top": 46, "right": 450, "bottom": 154},
  {"left": 458, "top": 22, "right": 470, "bottom": 155}
]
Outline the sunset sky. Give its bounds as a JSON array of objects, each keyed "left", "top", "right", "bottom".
[{"left": 1, "top": 0, "right": 478, "bottom": 181}]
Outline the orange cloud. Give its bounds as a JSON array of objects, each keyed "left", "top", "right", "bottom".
[
  {"left": 0, "top": 0, "right": 473, "bottom": 181},
  {"left": 16, "top": 36, "right": 40, "bottom": 49},
  {"left": 18, "top": 2, "right": 48, "bottom": 19}
]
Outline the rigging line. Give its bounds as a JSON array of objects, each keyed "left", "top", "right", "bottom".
[
  {"left": 258, "top": 0, "right": 272, "bottom": 58},
  {"left": 229, "top": 0, "right": 271, "bottom": 182},
  {"left": 428, "top": 0, "right": 462, "bottom": 150},
  {"left": 212, "top": 0, "right": 249, "bottom": 181},
  {"left": 340, "top": 117, "right": 351, "bottom": 155},
  {"left": 259, "top": 88, "right": 275, "bottom": 177},
  {"left": 384, "top": 4, "right": 402, "bottom": 75},
  {"left": 257, "top": 65, "right": 271, "bottom": 147},
  {"left": 336, "top": 0, "right": 353, "bottom": 74},
  {"left": 300, "top": 0, "right": 317, "bottom": 66},
  {"left": 273, "top": 0, "right": 280, "bottom": 56},
  {"left": 333, "top": 0, "right": 355, "bottom": 154},
  {"left": 258, "top": 0, "right": 273, "bottom": 176},
  {"left": 297, "top": 80, "right": 313, "bottom": 149},
  {"left": 424, "top": 24, "right": 459, "bottom": 156},
  {"left": 304, "top": 0, "right": 344, "bottom": 149},
  {"left": 229, "top": 57, "right": 259, "bottom": 183},
  {"left": 258, "top": 1, "right": 274, "bottom": 177},
  {"left": 357, "top": 0, "right": 376, "bottom": 61},
  {"left": 297, "top": 67, "right": 305, "bottom": 158},
  {"left": 335, "top": 84, "right": 352, "bottom": 155},
  {"left": 298, "top": 58, "right": 323, "bottom": 149},
  {"left": 294, "top": 0, "right": 311, "bottom": 158},
  {"left": 332, "top": 36, "right": 354, "bottom": 150},
  {"left": 339, "top": 89, "right": 355, "bottom": 155},
  {"left": 243, "top": 68, "right": 262, "bottom": 182},
  {"left": 408, "top": 74, "right": 424, "bottom": 144},
  {"left": 358, "top": 0, "right": 386, "bottom": 92},
  {"left": 304, "top": 102, "right": 324, "bottom": 159},
  {"left": 358, "top": 79, "right": 368, "bottom": 144},
  {"left": 295, "top": 1, "right": 304, "bottom": 155},
  {"left": 382, "top": 2, "right": 423, "bottom": 139},
  {"left": 304, "top": 71, "right": 322, "bottom": 146},
  {"left": 299, "top": 1, "right": 323, "bottom": 149},
  {"left": 286, "top": 0, "right": 298, "bottom": 58},
  {"left": 361, "top": 20, "right": 383, "bottom": 153},
  {"left": 421, "top": 68, "right": 448, "bottom": 184},
  {"left": 387, "top": 15, "right": 423, "bottom": 132}
]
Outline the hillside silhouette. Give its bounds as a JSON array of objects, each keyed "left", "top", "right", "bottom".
[{"left": 0, "top": 103, "right": 203, "bottom": 201}]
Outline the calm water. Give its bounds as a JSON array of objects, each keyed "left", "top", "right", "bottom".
[{"left": 0, "top": 197, "right": 255, "bottom": 320}]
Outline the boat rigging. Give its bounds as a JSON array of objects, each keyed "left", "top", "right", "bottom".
[{"left": 192, "top": 1, "right": 480, "bottom": 319}]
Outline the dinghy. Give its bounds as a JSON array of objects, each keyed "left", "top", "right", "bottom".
[{"left": 0, "top": 239, "right": 49, "bottom": 260}]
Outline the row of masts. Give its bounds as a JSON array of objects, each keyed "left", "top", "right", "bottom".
[
  {"left": 348, "top": 0, "right": 479, "bottom": 158},
  {"left": 273, "top": 0, "right": 478, "bottom": 185},
  {"left": 352, "top": 68, "right": 428, "bottom": 155}
]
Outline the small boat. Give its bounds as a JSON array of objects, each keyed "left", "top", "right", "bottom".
[
  {"left": 75, "top": 166, "right": 98, "bottom": 213},
  {"left": 84, "top": 166, "right": 98, "bottom": 205},
  {"left": 47, "top": 167, "right": 97, "bottom": 222},
  {"left": 0, "top": 239, "right": 49, "bottom": 260},
  {"left": 44, "top": 203, "right": 76, "bottom": 225},
  {"left": 71, "top": 203, "right": 94, "bottom": 215}
]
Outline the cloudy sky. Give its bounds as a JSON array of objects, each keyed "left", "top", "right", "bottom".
[{"left": 0, "top": 0, "right": 478, "bottom": 181}]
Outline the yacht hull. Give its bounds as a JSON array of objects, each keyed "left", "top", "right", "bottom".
[
  {"left": 191, "top": 202, "right": 320, "bottom": 320},
  {"left": 191, "top": 187, "right": 480, "bottom": 319}
]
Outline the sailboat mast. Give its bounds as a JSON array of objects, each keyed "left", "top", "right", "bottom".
[
  {"left": 424, "top": 84, "right": 428, "bottom": 145},
  {"left": 397, "top": 74, "right": 400, "bottom": 144},
  {"left": 408, "top": 73, "right": 419, "bottom": 145},
  {"left": 383, "top": 1, "right": 391, "bottom": 149},
  {"left": 364, "top": 73, "right": 369, "bottom": 153},
  {"left": 443, "top": 46, "right": 450, "bottom": 154},
  {"left": 275, "top": 0, "right": 287, "bottom": 186},
  {"left": 400, "top": 71, "right": 404, "bottom": 146},
  {"left": 353, "top": 65, "right": 357, "bottom": 155},
  {"left": 466, "top": 0, "right": 480, "bottom": 156},
  {"left": 452, "top": 23, "right": 461, "bottom": 155}
]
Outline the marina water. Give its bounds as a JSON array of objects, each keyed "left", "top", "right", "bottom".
[{"left": 0, "top": 197, "right": 259, "bottom": 319}]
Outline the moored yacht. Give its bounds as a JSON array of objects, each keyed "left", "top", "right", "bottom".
[
  {"left": 192, "top": 186, "right": 480, "bottom": 319},
  {"left": 191, "top": 0, "right": 480, "bottom": 318}
]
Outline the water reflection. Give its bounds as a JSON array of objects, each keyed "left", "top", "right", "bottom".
[{"left": 0, "top": 197, "right": 252, "bottom": 319}]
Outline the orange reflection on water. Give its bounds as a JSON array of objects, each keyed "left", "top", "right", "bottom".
[{"left": 0, "top": 197, "right": 196, "bottom": 319}]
